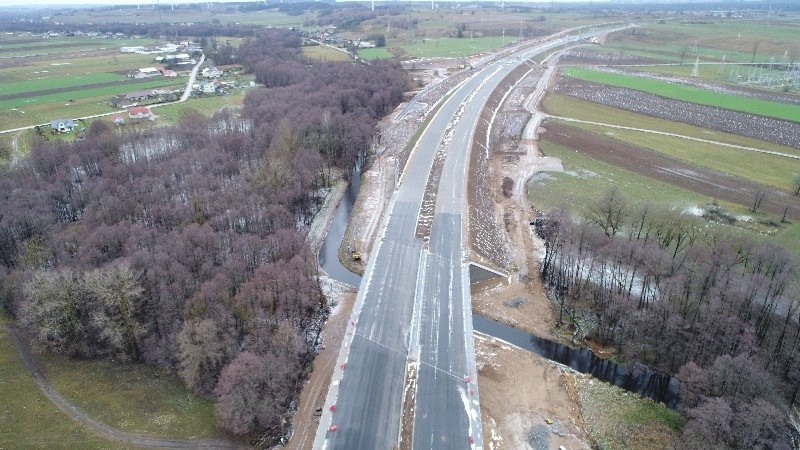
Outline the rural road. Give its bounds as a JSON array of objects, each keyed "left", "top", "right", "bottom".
[
  {"left": 4, "top": 325, "right": 242, "bottom": 449},
  {"left": 314, "top": 25, "right": 629, "bottom": 450},
  {"left": 0, "top": 54, "right": 206, "bottom": 136}
]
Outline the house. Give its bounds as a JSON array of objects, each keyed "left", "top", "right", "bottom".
[
  {"left": 111, "top": 113, "right": 125, "bottom": 126},
  {"left": 128, "top": 106, "right": 153, "bottom": 121},
  {"left": 50, "top": 119, "right": 75, "bottom": 133},
  {"left": 162, "top": 69, "right": 178, "bottom": 77},
  {"left": 200, "top": 81, "right": 218, "bottom": 94},
  {"left": 201, "top": 66, "right": 223, "bottom": 79}
]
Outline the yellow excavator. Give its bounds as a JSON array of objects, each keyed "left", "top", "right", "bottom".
[{"left": 351, "top": 242, "right": 361, "bottom": 261}]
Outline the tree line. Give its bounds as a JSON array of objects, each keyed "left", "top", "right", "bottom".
[
  {"left": 0, "top": 28, "right": 408, "bottom": 437},
  {"left": 536, "top": 188, "right": 799, "bottom": 448}
]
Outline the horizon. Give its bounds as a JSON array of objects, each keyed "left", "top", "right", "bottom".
[{"left": 0, "top": 0, "right": 773, "bottom": 8}]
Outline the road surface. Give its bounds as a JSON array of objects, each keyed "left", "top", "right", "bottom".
[{"left": 314, "top": 26, "right": 629, "bottom": 450}]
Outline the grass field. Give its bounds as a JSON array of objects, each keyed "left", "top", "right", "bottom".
[
  {"left": 40, "top": 351, "right": 224, "bottom": 440},
  {"left": 0, "top": 53, "right": 172, "bottom": 84},
  {"left": 605, "top": 20, "right": 800, "bottom": 65},
  {"left": 543, "top": 95, "right": 800, "bottom": 191},
  {"left": 357, "top": 47, "right": 394, "bottom": 60},
  {"left": 0, "top": 73, "right": 129, "bottom": 96},
  {"left": 154, "top": 89, "right": 249, "bottom": 124},
  {"left": 302, "top": 45, "right": 352, "bottom": 61},
  {"left": 0, "top": 79, "right": 184, "bottom": 111},
  {"left": 533, "top": 140, "right": 800, "bottom": 254},
  {"left": 532, "top": 140, "right": 725, "bottom": 213},
  {"left": 542, "top": 94, "right": 800, "bottom": 157},
  {"left": 51, "top": 7, "right": 312, "bottom": 28},
  {"left": 555, "top": 118, "right": 800, "bottom": 192},
  {"left": 562, "top": 67, "right": 800, "bottom": 123},
  {"left": 403, "top": 36, "right": 519, "bottom": 58},
  {"left": 0, "top": 315, "right": 122, "bottom": 449},
  {"left": 573, "top": 376, "right": 684, "bottom": 450}
]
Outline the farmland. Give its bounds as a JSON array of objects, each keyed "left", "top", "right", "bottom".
[
  {"left": 543, "top": 95, "right": 800, "bottom": 191},
  {"left": 562, "top": 67, "right": 800, "bottom": 122},
  {"left": 533, "top": 17, "right": 800, "bottom": 257},
  {"left": 0, "top": 35, "right": 190, "bottom": 129}
]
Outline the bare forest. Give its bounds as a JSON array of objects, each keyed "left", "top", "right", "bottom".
[
  {"left": 0, "top": 29, "right": 408, "bottom": 437},
  {"left": 536, "top": 188, "right": 800, "bottom": 448}
]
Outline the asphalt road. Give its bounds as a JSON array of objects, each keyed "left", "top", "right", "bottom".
[{"left": 315, "top": 26, "right": 629, "bottom": 450}]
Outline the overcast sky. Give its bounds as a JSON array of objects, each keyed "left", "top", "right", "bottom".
[{"left": 4, "top": 0, "right": 620, "bottom": 7}]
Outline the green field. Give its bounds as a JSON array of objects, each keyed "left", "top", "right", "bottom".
[
  {"left": 0, "top": 79, "right": 184, "bottom": 111},
  {"left": 0, "top": 73, "right": 129, "bottom": 96},
  {"left": 563, "top": 67, "right": 800, "bottom": 123},
  {"left": 542, "top": 95, "right": 800, "bottom": 192},
  {"left": 533, "top": 140, "right": 800, "bottom": 254},
  {"left": 532, "top": 140, "right": 724, "bottom": 213},
  {"left": 605, "top": 20, "right": 800, "bottom": 65},
  {"left": 543, "top": 94, "right": 800, "bottom": 158},
  {"left": 555, "top": 118, "right": 800, "bottom": 192},
  {"left": 574, "top": 376, "right": 684, "bottom": 450},
  {"left": 41, "top": 351, "right": 224, "bottom": 440},
  {"left": 302, "top": 45, "right": 352, "bottom": 61},
  {"left": 0, "top": 53, "right": 173, "bottom": 84},
  {"left": 0, "top": 315, "right": 122, "bottom": 449},
  {"left": 49, "top": 7, "right": 313, "bottom": 28},
  {"left": 358, "top": 47, "right": 394, "bottom": 60},
  {"left": 153, "top": 88, "right": 250, "bottom": 124}
]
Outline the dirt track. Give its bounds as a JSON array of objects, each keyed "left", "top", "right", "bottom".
[
  {"left": 5, "top": 325, "right": 244, "bottom": 449},
  {"left": 541, "top": 121, "right": 800, "bottom": 220}
]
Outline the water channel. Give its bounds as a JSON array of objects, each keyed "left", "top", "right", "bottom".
[{"left": 317, "top": 171, "right": 679, "bottom": 408}]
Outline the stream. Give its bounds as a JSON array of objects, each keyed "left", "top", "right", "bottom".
[{"left": 317, "top": 167, "right": 679, "bottom": 408}]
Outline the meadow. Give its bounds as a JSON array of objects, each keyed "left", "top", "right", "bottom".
[{"left": 0, "top": 316, "right": 121, "bottom": 448}]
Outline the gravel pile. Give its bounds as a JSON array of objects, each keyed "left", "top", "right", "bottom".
[{"left": 527, "top": 424, "right": 550, "bottom": 450}]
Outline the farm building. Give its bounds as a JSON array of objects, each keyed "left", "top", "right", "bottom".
[
  {"left": 125, "top": 89, "right": 163, "bottom": 102},
  {"left": 162, "top": 69, "right": 178, "bottom": 77},
  {"left": 165, "top": 53, "right": 191, "bottom": 61},
  {"left": 50, "top": 119, "right": 75, "bottom": 133},
  {"left": 121, "top": 46, "right": 146, "bottom": 53},
  {"left": 128, "top": 67, "right": 161, "bottom": 78},
  {"left": 128, "top": 106, "right": 154, "bottom": 121}
]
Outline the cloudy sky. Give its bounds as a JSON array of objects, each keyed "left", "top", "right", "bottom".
[{"left": 5, "top": 0, "right": 617, "bottom": 6}]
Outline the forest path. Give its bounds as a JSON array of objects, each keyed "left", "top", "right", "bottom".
[{"left": 5, "top": 324, "right": 243, "bottom": 449}]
